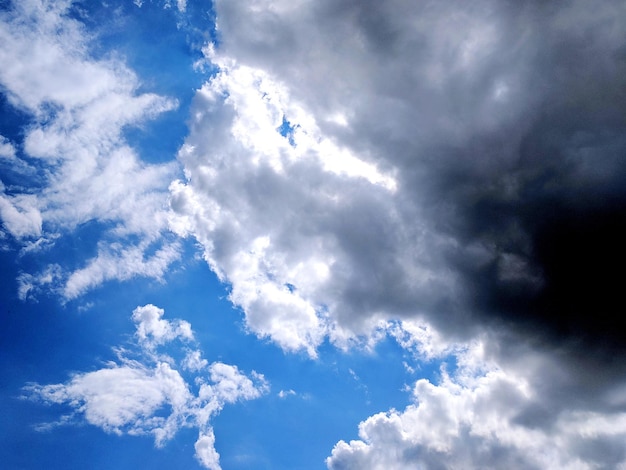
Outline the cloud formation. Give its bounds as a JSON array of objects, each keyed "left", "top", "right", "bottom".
[
  {"left": 0, "top": 0, "right": 180, "bottom": 296},
  {"left": 172, "top": 0, "right": 626, "bottom": 356},
  {"left": 328, "top": 336, "right": 626, "bottom": 469},
  {"left": 166, "top": 0, "right": 626, "bottom": 467},
  {"left": 25, "top": 304, "right": 268, "bottom": 470},
  {"left": 6, "top": 0, "right": 626, "bottom": 467}
]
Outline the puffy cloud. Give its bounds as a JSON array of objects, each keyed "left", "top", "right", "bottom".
[
  {"left": 132, "top": 303, "right": 193, "bottom": 346},
  {"left": 327, "top": 339, "right": 626, "bottom": 469},
  {"left": 168, "top": 1, "right": 626, "bottom": 465},
  {"left": 0, "top": 135, "right": 15, "bottom": 159},
  {"left": 170, "top": 46, "right": 447, "bottom": 356},
  {"left": 0, "top": 0, "right": 180, "bottom": 294},
  {"left": 173, "top": 0, "right": 626, "bottom": 359},
  {"left": 195, "top": 430, "right": 221, "bottom": 470},
  {"left": 25, "top": 304, "right": 268, "bottom": 469}
]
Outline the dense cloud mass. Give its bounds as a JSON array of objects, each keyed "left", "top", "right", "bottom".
[
  {"left": 165, "top": 0, "right": 626, "bottom": 467},
  {"left": 172, "top": 0, "right": 626, "bottom": 355}
]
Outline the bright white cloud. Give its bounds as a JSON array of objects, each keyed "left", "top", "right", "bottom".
[
  {"left": 170, "top": 45, "right": 448, "bottom": 356},
  {"left": 0, "top": 0, "right": 180, "bottom": 295},
  {"left": 25, "top": 304, "right": 268, "bottom": 470},
  {"left": 327, "top": 340, "right": 626, "bottom": 469},
  {"left": 132, "top": 303, "right": 193, "bottom": 346},
  {"left": 63, "top": 241, "right": 182, "bottom": 300},
  {"left": 0, "top": 192, "right": 42, "bottom": 239},
  {"left": 195, "top": 429, "right": 221, "bottom": 470}
]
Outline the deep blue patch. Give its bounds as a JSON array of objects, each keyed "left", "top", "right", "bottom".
[{"left": 277, "top": 115, "right": 296, "bottom": 147}]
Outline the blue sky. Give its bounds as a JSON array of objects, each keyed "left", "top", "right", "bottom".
[{"left": 2, "top": 1, "right": 626, "bottom": 469}]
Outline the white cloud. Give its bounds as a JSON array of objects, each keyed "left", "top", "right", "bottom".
[
  {"left": 0, "top": 193, "right": 42, "bottom": 239},
  {"left": 0, "top": 0, "right": 180, "bottom": 296},
  {"left": 195, "top": 429, "right": 221, "bottom": 470},
  {"left": 327, "top": 340, "right": 626, "bottom": 469},
  {"left": 278, "top": 389, "right": 296, "bottom": 399},
  {"left": 170, "top": 45, "right": 449, "bottom": 356},
  {"left": 17, "top": 264, "right": 62, "bottom": 301},
  {"left": 0, "top": 135, "right": 15, "bottom": 159},
  {"left": 62, "top": 241, "right": 182, "bottom": 300},
  {"left": 182, "top": 349, "right": 209, "bottom": 372},
  {"left": 31, "top": 362, "right": 191, "bottom": 439},
  {"left": 132, "top": 303, "right": 193, "bottom": 346},
  {"left": 25, "top": 304, "right": 268, "bottom": 469}
]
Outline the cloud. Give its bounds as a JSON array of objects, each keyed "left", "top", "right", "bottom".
[
  {"left": 167, "top": 1, "right": 626, "bottom": 466},
  {"left": 24, "top": 304, "right": 268, "bottom": 469},
  {"left": 195, "top": 429, "right": 221, "bottom": 470},
  {"left": 327, "top": 339, "right": 626, "bottom": 469},
  {"left": 0, "top": 0, "right": 180, "bottom": 294},
  {"left": 0, "top": 135, "right": 16, "bottom": 159},
  {"left": 173, "top": 0, "right": 626, "bottom": 358},
  {"left": 0, "top": 192, "right": 42, "bottom": 239},
  {"left": 132, "top": 303, "right": 193, "bottom": 346},
  {"left": 62, "top": 240, "right": 182, "bottom": 300},
  {"left": 278, "top": 389, "right": 296, "bottom": 399},
  {"left": 170, "top": 45, "right": 435, "bottom": 356}
]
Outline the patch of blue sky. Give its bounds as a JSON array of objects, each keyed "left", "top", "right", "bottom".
[{"left": 277, "top": 115, "right": 297, "bottom": 147}]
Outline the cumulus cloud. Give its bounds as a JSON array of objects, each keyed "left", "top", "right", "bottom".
[
  {"left": 328, "top": 338, "right": 626, "bottom": 469},
  {"left": 195, "top": 429, "right": 221, "bottom": 470},
  {"left": 170, "top": 44, "right": 441, "bottom": 356},
  {"left": 172, "top": 0, "right": 626, "bottom": 357},
  {"left": 164, "top": 0, "right": 626, "bottom": 466},
  {"left": 24, "top": 304, "right": 268, "bottom": 469},
  {"left": 0, "top": 0, "right": 180, "bottom": 295}
]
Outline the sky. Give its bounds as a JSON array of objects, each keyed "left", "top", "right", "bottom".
[{"left": 1, "top": 0, "right": 626, "bottom": 469}]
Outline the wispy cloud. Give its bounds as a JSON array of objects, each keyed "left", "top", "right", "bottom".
[
  {"left": 24, "top": 304, "right": 268, "bottom": 470},
  {"left": 0, "top": 0, "right": 180, "bottom": 295}
]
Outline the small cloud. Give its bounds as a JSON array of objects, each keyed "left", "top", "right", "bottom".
[
  {"left": 77, "top": 302, "right": 94, "bottom": 313},
  {"left": 182, "top": 350, "right": 208, "bottom": 372},
  {"left": 278, "top": 389, "right": 296, "bottom": 399},
  {"left": 24, "top": 305, "right": 268, "bottom": 469},
  {"left": 0, "top": 135, "right": 16, "bottom": 159}
]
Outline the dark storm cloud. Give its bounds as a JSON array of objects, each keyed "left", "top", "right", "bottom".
[{"left": 262, "top": 0, "right": 626, "bottom": 351}]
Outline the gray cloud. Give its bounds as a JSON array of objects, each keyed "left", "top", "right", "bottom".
[
  {"left": 170, "top": 0, "right": 626, "bottom": 467},
  {"left": 192, "top": 0, "right": 626, "bottom": 355}
]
